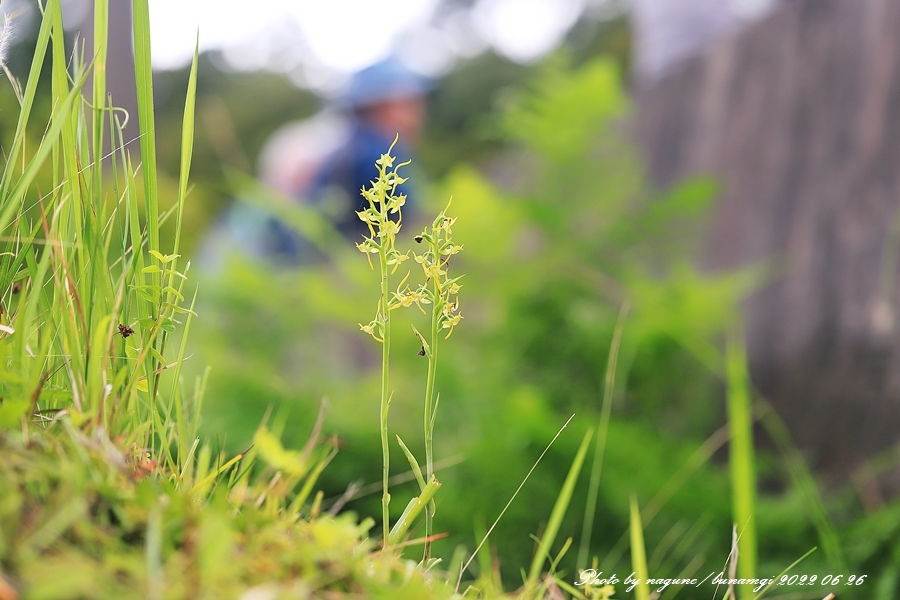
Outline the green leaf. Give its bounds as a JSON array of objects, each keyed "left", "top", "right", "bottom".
[
  {"left": 173, "top": 31, "right": 199, "bottom": 261},
  {"left": 388, "top": 476, "right": 441, "bottom": 545},
  {"left": 149, "top": 346, "right": 167, "bottom": 366},
  {"left": 167, "top": 304, "right": 198, "bottom": 316},
  {"left": 0, "top": 399, "right": 30, "bottom": 429},
  {"left": 163, "top": 286, "right": 184, "bottom": 301},
  {"left": 411, "top": 324, "right": 430, "bottom": 358},
  {"left": 136, "top": 289, "right": 158, "bottom": 304},
  {"left": 164, "top": 268, "right": 187, "bottom": 279},
  {"left": 395, "top": 435, "right": 427, "bottom": 492},
  {"left": 253, "top": 427, "right": 308, "bottom": 477}
]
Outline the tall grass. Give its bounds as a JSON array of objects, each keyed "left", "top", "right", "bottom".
[
  {"left": 0, "top": 0, "right": 239, "bottom": 490},
  {"left": 578, "top": 302, "right": 629, "bottom": 568},
  {"left": 527, "top": 428, "right": 593, "bottom": 586},
  {"left": 726, "top": 330, "right": 757, "bottom": 598},
  {"left": 629, "top": 494, "right": 651, "bottom": 600},
  {"left": 0, "top": 2, "right": 438, "bottom": 597}
]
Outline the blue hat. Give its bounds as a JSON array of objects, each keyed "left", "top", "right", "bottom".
[{"left": 342, "top": 59, "right": 433, "bottom": 109}]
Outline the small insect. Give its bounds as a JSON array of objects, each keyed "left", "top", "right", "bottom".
[
  {"left": 418, "top": 347, "right": 426, "bottom": 356},
  {"left": 414, "top": 235, "right": 423, "bottom": 243},
  {"left": 133, "top": 456, "right": 157, "bottom": 479},
  {"left": 117, "top": 324, "right": 135, "bottom": 338}
]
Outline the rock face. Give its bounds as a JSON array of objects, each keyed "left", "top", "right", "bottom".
[
  {"left": 631, "top": 0, "right": 779, "bottom": 81},
  {"left": 636, "top": 0, "right": 900, "bottom": 475}
]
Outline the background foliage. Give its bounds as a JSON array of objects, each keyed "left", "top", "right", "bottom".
[{"left": 186, "top": 54, "right": 852, "bottom": 591}]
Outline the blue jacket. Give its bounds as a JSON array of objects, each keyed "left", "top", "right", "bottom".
[{"left": 266, "top": 120, "right": 417, "bottom": 264}]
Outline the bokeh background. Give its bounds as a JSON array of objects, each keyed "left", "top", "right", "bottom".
[{"left": 3, "top": 0, "right": 900, "bottom": 597}]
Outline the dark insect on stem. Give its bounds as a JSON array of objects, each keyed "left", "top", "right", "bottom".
[
  {"left": 117, "top": 324, "right": 135, "bottom": 338},
  {"left": 418, "top": 347, "right": 426, "bottom": 356},
  {"left": 414, "top": 235, "right": 423, "bottom": 243}
]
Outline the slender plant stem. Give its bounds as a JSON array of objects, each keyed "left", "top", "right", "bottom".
[
  {"left": 423, "top": 285, "right": 441, "bottom": 559},
  {"left": 578, "top": 302, "right": 629, "bottom": 568},
  {"left": 356, "top": 141, "right": 407, "bottom": 548},
  {"left": 456, "top": 414, "right": 576, "bottom": 592},
  {"left": 726, "top": 328, "right": 757, "bottom": 598},
  {"left": 379, "top": 217, "right": 392, "bottom": 546}
]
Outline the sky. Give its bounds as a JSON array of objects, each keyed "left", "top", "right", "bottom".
[
  {"left": 146, "top": 0, "right": 597, "bottom": 90},
  {"left": 0, "top": 0, "right": 600, "bottom": 81},
  {"left": 0, "top": 0, "right": 782, "bottom": 93}
]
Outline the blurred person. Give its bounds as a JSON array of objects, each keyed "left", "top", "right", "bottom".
[
  {"left": 199, "top": 59, "right": 431, "bottom": 269},
  {"left": 267, "top": 58, "right": 432, "bottom": 262},
  {"left": 258, "top": 111, "right": 351, "bottom": 199},
  {"left": 309, "top": 59, "right": 430, "bottom": 240},
  {"left": 197, "top": 111, "right": 349, "bottom": 270}
]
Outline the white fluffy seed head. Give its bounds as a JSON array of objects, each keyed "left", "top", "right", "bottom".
[{"left": 0, "top": 17, "right": 15, "bottom": 67}]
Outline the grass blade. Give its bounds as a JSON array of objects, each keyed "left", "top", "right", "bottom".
[
  {"left": 168, "top": 36, "right": 200, "bottom": 462},
  {"left": 629, "top": 494, "right": 650, "bottom": 600},
  {"left": 388, "top": 476, "right": 441, "bottom": 546},
  {"left": 0, "top": 0, "right": 55, "bottom": 198},
  {"left": 578, "top": 302, "right": 629, "bottom": 568},
  {"left": 750, "top": 547, "right": 817, "bottom": 600},
  {"left": 173, "top": 31, "right": 199, "bottom": 256},
  {"left": 727, "top": 329, "right": 757, "bottom": 597},
  {"left": 456, "top": 414, "right": 576, "bottom": 593},
  {"left": 759, "top": 404, "right": 846, "bottom": 571},
  {"left": 132, "top": 0, "right": 159, "bottom": 259},
  {"left": 91, "top": 0, "right": 109, "bottom": 202},
  {"left": 527, "top": 426, "right": 593, "bottom": 585}
]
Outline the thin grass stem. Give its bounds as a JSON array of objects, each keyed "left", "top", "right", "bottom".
[
  {"left": 578, "top": 302, "right": 629, "bottom": 568},
  {"left": 456, "top": 414, "right": 575, "bottom": 593},
  {"left": 726, "top": 329, "right": 757, "bottom": 598}
]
